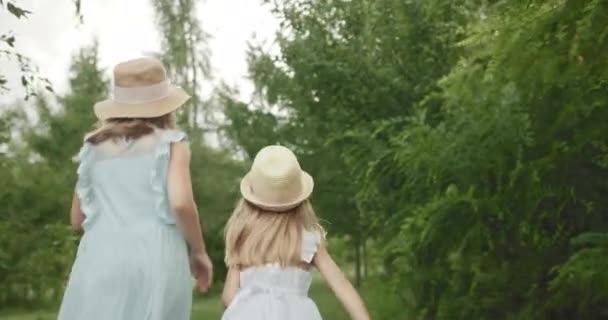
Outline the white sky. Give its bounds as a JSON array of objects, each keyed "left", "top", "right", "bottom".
[{"left": 0, "top": 0, "right": 278, "bottom": 102}]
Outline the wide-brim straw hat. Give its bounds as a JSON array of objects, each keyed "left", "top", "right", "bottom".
[
  {"left": 94, "top": 57, "right": 190, "bottom": 120},
  {"left": 240, "top": 145, "right": 314, "bottom": 212}
]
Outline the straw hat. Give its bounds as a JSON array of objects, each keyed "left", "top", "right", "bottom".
[
  {"left": 94, "top": 57, "right": 190, "bottom": 120},
  {"left": 240, "top": 145, "right": 314, "bottom": 212}
]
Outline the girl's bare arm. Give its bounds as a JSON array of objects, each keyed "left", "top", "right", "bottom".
[
  {"left": 70, "top": 192, "right": 84, "bottom": 233},
  {"left": 313, "top": 245, "right": 370, "bottom": 320},
  {"left": 222, "top": 266, "right": 240, "bottom": 307},
  {"left": 167, "top": 141, "right": 206, "bottom": 253}
]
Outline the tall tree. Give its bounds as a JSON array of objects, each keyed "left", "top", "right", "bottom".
[
  {"left": 151, "top": 0, "right": 244, "bottom": 280},
  {"left": 224, "top": 0, "right": 471, "bottom": 287},
  {"left": 151, "top": 0, "right": 213, "bottom": 133}
]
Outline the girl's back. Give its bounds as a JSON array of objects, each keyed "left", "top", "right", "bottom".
[
  {"left": 59, "top": 129, "right": 192, "bottom": 320},
  {"left": 77, "top": 129, "right": 183, "bottom": 229},
  {"left": 223, "top": 227, "right": 323, "bottom": 320}
]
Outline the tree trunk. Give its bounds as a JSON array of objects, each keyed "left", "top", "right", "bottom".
[
  {"left": 353, "top": 205, "right": 364, "bottom": 287},
  {"left": 363, "top": 238, "right": 368, "bottom": 279},
  {"left": 354, "top": 232, "right": 361, "bottom": 287}
]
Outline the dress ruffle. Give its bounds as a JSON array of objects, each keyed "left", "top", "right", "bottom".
[
  {"left": 150, "top": 129, "right": 187, "bottom": 224},
  {"left": 76, "top": 143, "right": 96, "bottom": 229},
  {"left": 301, "top": 230, "right": 322, "bottom": 263}
]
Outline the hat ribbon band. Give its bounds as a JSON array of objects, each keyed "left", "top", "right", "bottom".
[{"left": 113, "top": 80, "right": 170, "bottom": 104}]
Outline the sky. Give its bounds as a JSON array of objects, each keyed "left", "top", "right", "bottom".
[{"left": 0, "top": 0, "right": 279, "bottom": 102}]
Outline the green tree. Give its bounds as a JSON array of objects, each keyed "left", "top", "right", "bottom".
[
  {"left": 0, "top": 43, "right": 106, "bottom": 307},
  {"left": 224, "top": 0, "right": 472, "bottom": 288},
  {"left": 25, "top": 42, "right": 108, "bottom": 168},
  {"left": 151, "top": 0, "right": 213, "bottom": 131},
  {"left": 231, "top": 0, "right": 608, "bottom": 319}
]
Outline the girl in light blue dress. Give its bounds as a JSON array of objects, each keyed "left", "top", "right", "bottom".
[
  {"left": 58, "top": 57, "right": 213, "bottom": 320},
  {"left": 221, "top": 145, "right": 370, "bottom": 320}
]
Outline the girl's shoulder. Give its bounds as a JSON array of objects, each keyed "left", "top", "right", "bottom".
[{"left": 74, "top": 128, "right": 187, "bottom": 163}]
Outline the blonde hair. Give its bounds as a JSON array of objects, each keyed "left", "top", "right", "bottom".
[
  {"left": 85, "top": 113, "right": 176, "bottom": 145},
  {"left": 224, "top": 199, "right": 324, "bottom": 268}
]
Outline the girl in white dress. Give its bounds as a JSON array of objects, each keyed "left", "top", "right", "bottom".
[{"left": 221, "top": 145, "right": 370, "bottom": 320}]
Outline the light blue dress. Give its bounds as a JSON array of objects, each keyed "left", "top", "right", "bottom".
[{"left": 58, "top": 129, "right": 192, "bottom": 320}]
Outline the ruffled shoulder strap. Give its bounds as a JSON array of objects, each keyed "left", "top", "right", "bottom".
[
  {"left": 301, "top": 229, "right": 323, "bottom": 263},
  {"left": 154, "top": 129, "right": 187, "bottom": 163},
  {"left": 151, "top": 129, "right": 188, "bottom": 224},
  {"left": 76, "top": 142, "right": 97, "bottom": 229},
  {"left": 76, "top": 142, "right": 93, "bottom": 171},
  {"left": 160, "top": 129, "right": 187, "bottom": 145}
]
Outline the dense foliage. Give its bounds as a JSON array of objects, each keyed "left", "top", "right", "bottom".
[
  {"left": 0, "top": 45, "right": 106, "bottom": 306},
  {"left": 222, "top": 0, "right": 608, "bottom": 319}
]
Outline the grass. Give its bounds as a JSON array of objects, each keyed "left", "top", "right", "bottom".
[
  {"left": 0, "top": 275, "right": 403, "bottom": 319},
  {"left": 0, "top": 278, "right": 350, "bottom": 320}
]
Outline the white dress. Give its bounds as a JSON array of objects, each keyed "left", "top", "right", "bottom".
[{"left": 222, "top": 230, "right": 323, "bottom": 320}]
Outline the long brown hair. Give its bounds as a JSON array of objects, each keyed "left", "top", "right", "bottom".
[
  {"left": 85, "top": 113, "right": 176, "bottom": 144},
  {"left": 224, "top": 199, "right": 324, "bottom": 268}
]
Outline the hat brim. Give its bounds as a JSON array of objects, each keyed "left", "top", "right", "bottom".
[
  {"left": 240, "top": 171, "right": 314, "bottom": 212},
  {"left": 94, "top": 86, "right": 190, "bottom": 120}
]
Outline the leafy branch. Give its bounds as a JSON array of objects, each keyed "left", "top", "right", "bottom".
[
  {"left": 0, "top": 1, "right": 81, "bottom": 99},
  {"left": 1, "top": 1, "right": 32, "bottom": 19}
]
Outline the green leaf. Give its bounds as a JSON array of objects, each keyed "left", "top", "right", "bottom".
[
  {"left": 571, "top": 232, "right": 608, "bottom": 248},
  {"left": 5, "top": 35, "right": 15, "bottom": 47},
  {"left": 6, "top": 2, "right": 31, "bottom": 19}
]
